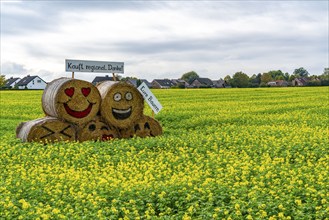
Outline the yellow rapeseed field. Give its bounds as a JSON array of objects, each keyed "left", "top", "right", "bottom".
[{"left": 0, "top": 87, "right": 328, "bottom": 219}]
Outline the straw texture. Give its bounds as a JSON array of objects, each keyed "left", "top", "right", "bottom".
[
  {"left": 77, "top": 116, "right": 119, "bottom": 142},
  {"left": 119, "top": 115, "right": 163, "bottom": 138},
  {"left": 16, "top": 116, "right": 76, "bottom": 143},
  {"left": 97, "top": 81, "right": 144, "bottom": 128},
  {"left": 42, "top": 77, "right": 101, "bottom": 125}
]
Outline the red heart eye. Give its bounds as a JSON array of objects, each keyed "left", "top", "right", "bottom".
[
  {"left": 64, "top": 87, "right": 75, "bottom": 97},
  {"left": 81, "top": 88, "right": 91, "bottom": 97}
]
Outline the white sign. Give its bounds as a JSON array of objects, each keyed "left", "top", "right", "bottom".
[
  {"left": 137, "top": 82, "right": 163, "bottom": 114},
  {"left": 65, "top": 59, "right": 124, "bottom": 73}
]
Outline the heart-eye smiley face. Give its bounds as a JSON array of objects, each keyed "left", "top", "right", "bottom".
[
  {"left": 43, "top": 78, "right": 101, "bottom": 125},
  {"left": 62, "top": 86, "right": 93, "bottom": 118},
  {"left": 98, "top": 82, "right": 144, "bottom": 128},
  {"left": 77, "top": 116, "right": 119, "bottom": 142}
]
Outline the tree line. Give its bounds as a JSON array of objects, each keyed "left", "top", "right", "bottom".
[
  {"left": 1, "top": 67, "right": 328, "bottom": 89},
  {"left": 181, "top": 67, "right": 329, "bottom": 87}
]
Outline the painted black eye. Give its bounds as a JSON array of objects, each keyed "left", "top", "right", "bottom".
[
  {"left": 114, "top": 93, "right": 122, "bottom": 101},
  {"left": 125, "top": 92, "right": 133, "bottom": 101},
  {"left": 88, "top": 124, "right": 96, "bottom": 131},
  {"left": 134, "top": 124, "right": 141, "bottom": 132},
  {"left": 101, "top": 126, "right": 109, "bottom": 131},
  {"left": 144, "top": 122, "right": 150, "bottom": 129}
]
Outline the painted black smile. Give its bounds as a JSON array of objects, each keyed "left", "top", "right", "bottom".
[{"left": 112, "top": 107, "right": 132, "bottom": 120}]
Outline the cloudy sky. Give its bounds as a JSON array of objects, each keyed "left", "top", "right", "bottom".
[{"left": 1, "top": 0, "right": 328, "bottom": 82}]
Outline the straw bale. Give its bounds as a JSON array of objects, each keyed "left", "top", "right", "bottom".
[
  {"left": 42, "top": 77, "right": 101, "bottom": 125},
  {"left": 119, "top": 115, "right": 163, "bottom": 138},
  {"left": 16, "top": 116, "right": 76, "bottom": 143},
  {"left": 97, "top": 81, "right": 144, "bottom": 128},
  {"left": 77, "top": 116, "right": 119, "bottom": 142}
]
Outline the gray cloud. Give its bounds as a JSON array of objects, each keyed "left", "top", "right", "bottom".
[
  {"left": 1, "top": 1, "right": 162, "bottom": 35},
  {"left": 1, "top": 1, "right": 328, "bottom": 81},
  {"left": 1, "top": 62, "right": 28, "bottom": 74}
]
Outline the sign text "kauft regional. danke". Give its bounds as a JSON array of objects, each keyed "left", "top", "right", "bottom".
[{"left": 65, "top": 59, "right": 124, "bottom": 73}]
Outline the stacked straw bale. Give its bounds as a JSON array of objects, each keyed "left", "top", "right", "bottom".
[
  {"left": 16, "top": 116, "right": 76, "bottom": 143},
  {"left": 119, "top": 115, "right": 162, "bottom": 138},
  {"left": 42, "top": 77, "right": 101, "bottom": 125},
  {"left": 77, "top": 116, "right": 119, "bottom": 142},
  {"left": 97, "top": 81, "right": 144, "bottom": 129},
  {"left": 16, "top": 78, "right": 162, "bottom": 143}
]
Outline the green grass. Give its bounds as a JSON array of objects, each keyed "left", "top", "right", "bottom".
[{"left": 0, "top": 87, "right": 328, "bottom": 219}]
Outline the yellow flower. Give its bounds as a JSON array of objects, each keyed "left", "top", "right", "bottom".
[
  {"left": 40, "top": 214, "right": 50, "bottom": 220},
  {"left": 278, "top": 212, "right": 284, "bottom": 218},
  {"left": 19, "top": 199, "right": 30, "bottom": 210},
  {"left": 52, "top": 208, "right": 60, "bottom": 214},
  {"left": 258, "top": 204, "right": 266, "bottom": 210},
  {"left": 234, "top": 203, "right": 240, "bottom": 210},
  {"left": 246, "top": 215, "right": 253, "bottom": 220},
  {"left": 260, "top": 210, "right": 267, "bottom": 217},
  {"left": 278, "top": 204, "right": 284, "bottom": 210},
  {"left": 295, "top": 199, "right": 302, "bottom": 206},
  {"left": 182, "top": 214, "right": 191, "bottom": 220}
]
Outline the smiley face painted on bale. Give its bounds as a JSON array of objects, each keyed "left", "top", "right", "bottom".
[
  {"left": 98, "top": 82, "right": 144, "bottom": 128},
  {"left": 42, "top": 78, "right": 101, "bottom": 125},
  {"left": 112, "top": 91, "right": 134, "bottom": 120},
  {"left": 77, "top": 116, "right": 119, "bottom": 142},
  {"left": 16, "top": 117, "right": 76, "bottom": 143},
  {"left": 119, "top": 115, "right": 162, "bottom": 138},
  {"left": 62, "top": 87, "right": 94, "bottom": 118}
]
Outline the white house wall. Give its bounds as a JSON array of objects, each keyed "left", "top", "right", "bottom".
[
  {"left": 10, "top": 79, "right": 21, "bottom": 88},
  {"left": 20, "top": 77, "right": 47, "bottom": 89},
  {"left": 28, "top": 78, "right": 47, "bottom": 89}
]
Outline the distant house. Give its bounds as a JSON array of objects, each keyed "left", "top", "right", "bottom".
[
  {"left": 190, "top": 78, "right": 213, "bottom": 88},
  {"left": 92, "top": 75, "right": 115, "bottom": 85},
  {"left": 267, "top": 80, "right": 289, "bottom": 87},
  {"left": 16, "top": 75, "right": 47, "bottom": 90},
  {"left": 292, "top": 78, "right": 309, "bottom": 86},
  {"left": 4, "top": 77, "right": 21, "bottom": 89},
  {"left": 171, "top": 79, "right": 189, "bottom": 88},
  {"left": 212, "top": 79, "right": 226, "bottom": 88},
  {"left": 126, "top": 79, "right": 152, "bottom": 88},
  {"left": 151, "top": 79, "right": 175, "bottom": 89}
]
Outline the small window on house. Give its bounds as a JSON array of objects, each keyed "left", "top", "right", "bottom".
[
  {"left": 37, "top": 80, "right": 41, "bottom": 83},
  {"left": 32, "top": 80, "right": 34, "bottom": 84}
]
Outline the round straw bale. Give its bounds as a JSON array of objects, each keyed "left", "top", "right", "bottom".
[
  {"left": 42, "top": 77, "right": 101, "bottom": 125},
  {"left": 77, "top": 116, "right": 119, "bottom": 142},
  {"left": 97, "top": 81, "right": 144, "bottom": 128},
  {"left": 119, "top": 115, "right": 163, "bottom": 138},
  {"left": 16, "top": 117, "right": 76, "bottom": 143},
  {"left": 118, "top": 126, "right": 135, "bottom": 139}
]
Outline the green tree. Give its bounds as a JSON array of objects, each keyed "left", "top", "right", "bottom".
[
  {"left": 231, "top": 71, "right": 249, "bottom": 88},
  {"left": 319, "top": 68, "right": 329, "bottom": 86},
  {"left": 0, "top": 75, "right": 6, "bottom": 88},
  {"left": 266, "top": 70, "right": 285, "bottom": 80},
  {"left": 284, "top": 72, "right": 290, "bottom": 81},
  {"left": 261, "top": 72, "right": 273, "bottom": 84},
  {"left": 136, "top": 79, "right": 142, "bottom": 87},
  {"left": 293, "top": 67, "right": 309, "bottom": 77},
  {"left": 224, "top": 75, "right": 232, "bottom": 86},
  {"left": 289, "top": 74, "right": 296, "bottom": 82},
  {"left": 181, "top": 71, "right": 199, "bottom": 83},
  {"left": 250, "top": 73, "right": 261, "bottom": 87}
]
